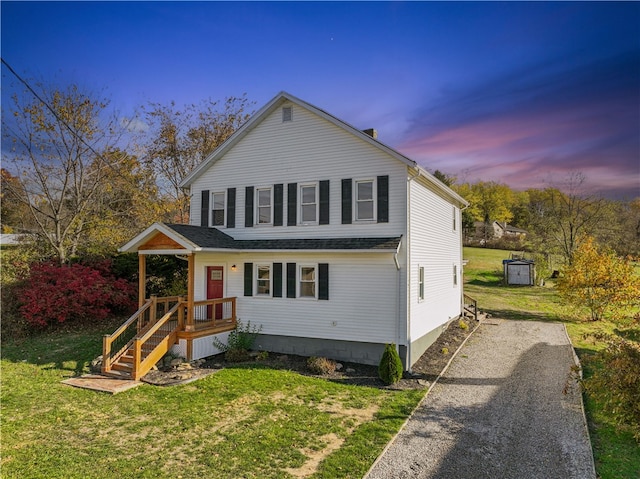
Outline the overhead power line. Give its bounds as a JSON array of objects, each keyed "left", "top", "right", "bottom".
[{"left": 1, "top": 57, "right": 136, "bottom": 182}]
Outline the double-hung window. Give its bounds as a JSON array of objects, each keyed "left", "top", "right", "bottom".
[
  {"left": 299, "top": 265, "right": 316, "bottom": 298},
  {"left": 211, "top": 192, "right": 225, "bottom": 227},
  {"left": 419, "top": 266, "right": 425, "bottom": 301},
  {"left": 256, "top": 264, "right": 271, "bottom": 296},
  {"left": 300, "top": 183, "right": 318, "bottom": 224},
  {"left": 453, "top": 264, "right": 458, "bottom": 286},
  {"left": 256, "top": 187, "right": 272, "bottom": 225},
  {"left": 355, "top": 179, "right": 375, "bottom": 221}
]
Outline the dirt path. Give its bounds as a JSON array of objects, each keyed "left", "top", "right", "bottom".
[{"left": 365, "top": 320, "right": 596, "bottom": 479}]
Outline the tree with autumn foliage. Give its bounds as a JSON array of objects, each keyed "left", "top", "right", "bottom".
[
  {"left": 454, "top": 181, "right": 515, "bottom": 243},
  {"left": 141, "top": 95, "right": 254, "bottom": 222},
  {"left": 557, "top": 236, "right": 640, "bottom": 321},
  {"left": 2, "top": 83, "right": 135, "bottom": 263}
]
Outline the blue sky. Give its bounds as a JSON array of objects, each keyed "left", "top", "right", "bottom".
[{"left": 2, "top": 1, "right": 639, "bottom": 198}]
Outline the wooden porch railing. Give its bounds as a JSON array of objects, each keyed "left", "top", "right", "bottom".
[
  {"left": 102, "top": 296, "right": 237, "bottom": 379},
  {"left": 130, "top": 301, "right": 183, "bottom": 380},
  {"left": 191, "top": 297, "right": 237, "bottom": 331},
  {"left": 463, "top": 293, "right": 478, "bottom": 321}
]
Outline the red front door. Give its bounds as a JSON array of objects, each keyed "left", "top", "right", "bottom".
[{"left": 206, "top": 266, "right": 224, "bottom": 320}]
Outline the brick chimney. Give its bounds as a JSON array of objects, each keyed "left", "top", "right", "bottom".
[{"left": 362, "top": 128, "right": 378, "bottom": 139}]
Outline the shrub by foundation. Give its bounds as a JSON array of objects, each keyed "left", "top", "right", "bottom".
[{"left": 378, "top": 343, "right": 403, "bottom": 385}]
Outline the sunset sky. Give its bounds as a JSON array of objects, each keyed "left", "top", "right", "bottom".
[{"left": 2, "top": 1, "right": 639, "bottom": 198}]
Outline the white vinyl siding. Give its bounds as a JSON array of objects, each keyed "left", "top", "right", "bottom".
[
  {"left": 409, "top": 178, "right": 463, "bottom": 341},
  {"left": 193, "top": 251, "right": 401, "bottom": 345},
  {"left": 188, "top": 103, "right": 407, "bottom": 239}
]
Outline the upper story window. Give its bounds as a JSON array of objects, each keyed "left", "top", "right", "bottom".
[
  {"left": 211, "top": 192, "right": 225, "bottom": 227},
  {"left": 355, "top": 179, "right": 375, "bottom": 221},
  {"left": 256, "top": 187, "right": 273, "bottom": 225},
  {"left": 300, "top": 183, "right": 318, "bottom": 224}
]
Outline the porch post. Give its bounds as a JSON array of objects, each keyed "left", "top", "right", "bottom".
[
  {"left": 186, "top": 253, "right": 195, "bottom": 332},
  {"left": 138, "top": 253, "right": 146, "bottom": 308}
]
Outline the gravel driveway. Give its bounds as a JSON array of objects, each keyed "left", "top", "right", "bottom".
[{"left": 365, "top": 320, "right": 596, "bottom": 479}]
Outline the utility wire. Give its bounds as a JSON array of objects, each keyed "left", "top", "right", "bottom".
[{"left": 1, "top": 57, "right": 137, "bottom": 182}]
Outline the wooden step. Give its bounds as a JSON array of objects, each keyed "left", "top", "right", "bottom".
[{"left": 112, "top": 361, "right": 133, "bottom": 372}]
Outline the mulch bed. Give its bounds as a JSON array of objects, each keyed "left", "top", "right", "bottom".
[{"left": 142, "top": 319, "right": 477, "bottom": 389}]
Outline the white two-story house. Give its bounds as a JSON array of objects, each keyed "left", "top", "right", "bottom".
[{"left": 107, "top": 92, "right": 468, "bottom": 380}]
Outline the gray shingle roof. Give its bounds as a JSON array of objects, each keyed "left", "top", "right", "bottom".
[{"left": 166, "top": 224, "right": 401, "bottom": 251}]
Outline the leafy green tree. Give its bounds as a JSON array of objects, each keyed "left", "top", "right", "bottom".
[
  {"left": 603, "top": 198, "right": 640, "bottom": 258},
  {"left": 432, "top": 169, "right": 456, "bottom": 187},
  {"left": 557, "top": 237, "right": 640, "bottom": 321},
  {"left": 141, "top": 95, "right": 254, "bottom": 222}
]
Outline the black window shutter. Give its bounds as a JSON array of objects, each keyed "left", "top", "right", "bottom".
[
  {"left": 318, "top": 263, "right": 329, "bottom": 300},
  {"left": 227, "top": 188, "right": 236, "bottom": 228},
  {"left": 274, "top": 184, "right": 284, "bottom": 226},
  {"left": 319, "top": 180, "right": 330, "bottom": 225},
  {"left": 377, "top": 175, "right": 389, "bottom": 223},
  {"left": 341, "top": 179, "right": 352, "bottom": 224},
  {"left": 245, "top": 186, "right": 254, "bottom": 228},
  {"left": 273, "top": 263, "right": 283, "bottom": 298},
  {"left": 201, "top": 190, "right": 210, "bottom": 227},
  {"left": 286, "top": 263, "right": 296, "bottom": 298},
  {"left": 244, "top": 263, "right": 253, "bottom": 296},
  {"left": 287, "top": 183, "right": 297, "bottom": 226}
]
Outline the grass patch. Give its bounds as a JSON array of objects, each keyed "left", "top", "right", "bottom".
[
  {"left": 464, "top": 246, "right": 640, "bottom": 479},
  {"left": 1, "top": 322, "right": 423, "bottom": 478}
]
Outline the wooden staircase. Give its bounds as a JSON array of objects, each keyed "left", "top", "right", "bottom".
[
  {"left": 107, "top": 325, "right": 176, "bottom": 378},
  {"left": 463, "top": 293, "right": 479, "bottom": 321},
  {"left": 103, "top": 298, "right": 183, "bottom": 380}
]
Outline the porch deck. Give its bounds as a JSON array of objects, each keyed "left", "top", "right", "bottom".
[{"left": 102, "top": 296, "right": 237, "bottom": 380}]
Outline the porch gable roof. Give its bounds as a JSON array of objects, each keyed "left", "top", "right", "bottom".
[{"left": 119, "top": 223, "right": 401, "bottom": 253}]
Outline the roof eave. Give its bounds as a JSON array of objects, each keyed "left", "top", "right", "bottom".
[
  {"left": 180, "top": 91, "right": 420, "bottom": 189},
  {"left": 118, "top": 222, "right": 199, "bottom": 253}
]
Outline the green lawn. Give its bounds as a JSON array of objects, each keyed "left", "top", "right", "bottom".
[
  {"left": 1, "top": 326, "right": 423, "bottom": 478},
  {"left": 464, "top": 246, "right": 640, "bottom": 478},
  {"left": 3, "top": 249, "right": 637, "bottom": 478}
]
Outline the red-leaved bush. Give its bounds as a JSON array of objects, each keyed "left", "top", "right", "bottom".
[{"left": 17, "top": 261, "right": 136, "bottom": 328}]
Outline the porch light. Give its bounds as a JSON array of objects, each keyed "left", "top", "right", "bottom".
[{"left": 231, "top": 264, "right": 237, "bottom": 272}]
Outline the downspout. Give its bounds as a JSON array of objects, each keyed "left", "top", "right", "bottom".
[
  {"left": 460, "top": 203, "right": 469, "bottom": 316},
  {"left": 394, "top": 236, "right": 402, "bottom": 362}
]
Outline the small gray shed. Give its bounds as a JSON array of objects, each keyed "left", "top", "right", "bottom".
[{"left": 503, "top": 259, "right": 535, "bottom": 286}]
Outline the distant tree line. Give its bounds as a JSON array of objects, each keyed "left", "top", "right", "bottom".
[{"left": 433, "top": 171, "right": 639, "bottom": 265}]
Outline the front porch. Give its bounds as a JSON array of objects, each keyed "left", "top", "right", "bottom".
[
  {"left": 102, "top": 295, "right": 237, "bottom": 380},
  {"left": 103, "top": 223, "right": 240, "bottom": 380}
]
